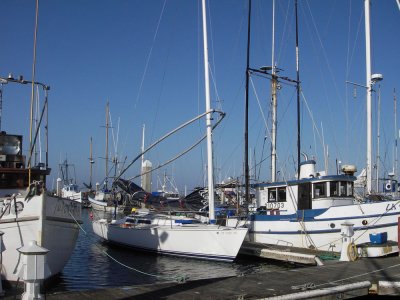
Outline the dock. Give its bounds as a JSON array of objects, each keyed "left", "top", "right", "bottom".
[
  {"left": 4, "top": 254, "right": 400, "bottom": 299},
  {"left": 239, "top": 241, "right": 339, "bottom": 265}
]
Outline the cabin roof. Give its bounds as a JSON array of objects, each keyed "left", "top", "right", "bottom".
[{"left": 255, "top": 174, "right": 357, "bottom": 189}]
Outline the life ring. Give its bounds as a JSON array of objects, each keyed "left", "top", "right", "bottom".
[{"left": 347, "top": 243, "right": 358, "bottom": 261}]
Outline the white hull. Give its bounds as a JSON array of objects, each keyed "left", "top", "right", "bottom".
[
  {"left": 62, "top": 190, "right": 83, "bottom": 203},
  {"left": 93, "top": 217, "right": 247, "bottom": 262},
  {"left": 0, "top": 190, "right": 81, "bottom": 282},
  {"left": 228, "top": 200, "right": 400, "bottom": 252},
  {"left": 88, "top": 196, "right": 124, "bottom": 213}
]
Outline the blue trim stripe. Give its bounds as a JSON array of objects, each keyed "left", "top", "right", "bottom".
[
  {"left": 252, "top": 210, "right": 400, "bottom": 222},
  {"left": 250, "top": 222, "right": 398, "bottom": 235}
]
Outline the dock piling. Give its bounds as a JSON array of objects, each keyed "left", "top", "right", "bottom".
[
  {"left": 17, "top": 240, "right": 51, "bottom": 300},
  {"left": 340, "top": 222, "right": 356, "bottom": 261}
]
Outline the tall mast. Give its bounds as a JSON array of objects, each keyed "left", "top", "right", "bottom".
[
  {"left": 29, "top": 0, "right": 39, "bottom": 184},
  {"left": 90, "top": 136, "right": 93, "bottom": 188},
  {"left": 295, "top": 0, "right": 301, "bottom": 178},
  {"left": 141, "top": 124, "right": 145, "bottom": 188},
  {"left": 365, "top": 0, "right": 373, "bottom": 194},
  {"left": 395, "top": 89, "right": 398, "bottom": 179},
  {"left": 105, "top": 101, "right": 109, "bottom": 189},
  {"left": 244, "top": 0, "right": 252, "bottom": 203},
  {"left": 201, "top": 0, "right": 215, "bottom": 222},
  {"left": 376, "top": 85, "right": 381, "bottom": 192},
  {"left": 271, "top": 0, "right": 277, "bottom": 182}
]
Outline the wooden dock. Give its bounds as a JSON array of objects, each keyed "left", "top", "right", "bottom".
[{"left": 4, "top": 255, "right": 400, "bottom": 299}]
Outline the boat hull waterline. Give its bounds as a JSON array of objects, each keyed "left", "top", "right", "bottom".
[{"left": 93, "top": 219, "right": 248, "bottom": 262}]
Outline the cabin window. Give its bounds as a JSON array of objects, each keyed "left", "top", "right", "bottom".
[
  {"left": 268, "top": 189, "right": 277, "bottom": 202},
  {"left": 298, "top": 183, "right": 312, "bottom": 210},
  {"left": 330, "top": 181, "right": 338, "bottom": 196},
  {"left": 313, "top": 182, "right": 326, "bottom": 198},
  {"left": 278, "top": 187, "right": 286, "bottom": 202},
  {"left": 348, "top": 182, "right": 354, "bottom": 196},
  {"left": 339, "top": 181, "right": 347, "bottom": 196},
  {"left": 340, "top": 181, "right": 354, "bottom": 197},
  {"left": 138, "top": 219, "right": 151, "bottom": 225}
]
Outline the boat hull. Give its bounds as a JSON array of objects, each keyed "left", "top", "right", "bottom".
[
  {"left": 0, "top": 192, "right": 81, "bottom": 282},
  {"left": 227, "top": 200, "right": 400, "bottom": 252},
  {"left": 93, "top": 220, "right": 248, "bottom": 262}
]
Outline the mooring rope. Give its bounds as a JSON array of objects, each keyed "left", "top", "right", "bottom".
[{"left": 69, "top": 210, "right": 189, "bottom": 283}]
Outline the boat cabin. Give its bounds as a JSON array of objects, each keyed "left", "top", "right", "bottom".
[
  {"left": 256, "top": 160, "right": 357, "bottom": 214},
  {"left": 0, "top": 131, "right": 50, "bottom": 189}
]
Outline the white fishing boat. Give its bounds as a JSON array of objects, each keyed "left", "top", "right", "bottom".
[
  {"left": 61, "top": 182, "right": 81, "bottom": 201},
  {"left": 88, "top": 189, "right": 122, "bottom": 213},
  {"left": 92, "top": 0, "right": 247, "bottom": 262},
  {"left": 228, "top": 160, "right": 400, "bottom": 252},
  {"left": 152, "top": 171, "right": 181, "bottom": 203},
  {"left": 57, "top": 159, "right": 89, "bottom": 206},
  {"left": 0, "top": 75, "right": 82, "bottom": 282},
  {"left": 227, "top": 0, "right": 400, "bottom": 254}
]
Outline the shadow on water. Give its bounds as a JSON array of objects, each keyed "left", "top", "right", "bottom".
[{"left": 45, "top": 209, "right": 295, "bottom": 293}]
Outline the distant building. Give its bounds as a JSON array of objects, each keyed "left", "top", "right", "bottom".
[{"left": 142, "top": 160, "right": 152, "bottom": 192}]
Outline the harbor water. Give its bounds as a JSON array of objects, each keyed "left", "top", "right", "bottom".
[{"left": 45, "top": 209, "right": 294, "bottom": 293}]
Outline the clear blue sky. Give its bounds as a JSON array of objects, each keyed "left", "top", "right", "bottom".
[{"left": 0, "top": 0, "right": 399, "bottom": 193}]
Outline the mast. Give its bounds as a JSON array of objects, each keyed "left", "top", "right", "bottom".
[
  {"left": 90, "top": 136, "right": 93, "bottom": 188},
  {"left": 295, "top": 0, "right": 301, "bottom": 178},
  {"left": 395, "top": 89, "right": 398, "bottom": 180},
  {"left": 271, "top": 0, "right": 277, "bottom": 182},
  {"left": 45, "top": 83, "right": 49, "bottom": 170},
  {"left": 376, "top": 85, "right": 381, "bottom": 192},
  {"left": 105, "top": 101, "right": 109, "bottom": 190},
  {"left": 141, "top": 124, "right": 145, "bottom": 188},
  {"left": 244, "top": 0, "right": 252, "bottom": 203},
  {"left": 201, "top": 0, "right": 215, "bottom": 222},
  {"left": 29, "top": 0, "right": 39, "bottom": 184},
  {"left": 365, "top": 0, "right": 373, "bottom": 194}
]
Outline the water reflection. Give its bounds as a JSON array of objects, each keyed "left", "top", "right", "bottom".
[{"left": 48, "top": 209, "right": 293, "bottom": 292}]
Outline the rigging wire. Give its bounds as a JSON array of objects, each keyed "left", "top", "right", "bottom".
[
  {"left": 69, "top": 211, "right": 188, "bottom": 283},
  {"left": 132, "top": 0, "right": 167, "bottom": 112},
  {"left": 116, "top": 110, "right": 225, "bottom": 182},
  {"left": 275, "top": 0, "right": 293, "bottom": 70},
  {"left": 128, "top": 111, "right": 225, "bottom": 182},
  {"left": 302, "top": 1, "right": 344, "bottom": 164}
]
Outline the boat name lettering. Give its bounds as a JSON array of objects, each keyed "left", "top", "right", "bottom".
[
  {"left": 54, "top": 199, "right": 80, "bottom": 218},
  {"left": 386, "top": 203, "right": 400, "bottom": 211},
  {"left": 1, "top": 200, "right": 24, "bottom": 216},
  {"left": 266, "top": 202, "right": 284, "bottom": 209}
]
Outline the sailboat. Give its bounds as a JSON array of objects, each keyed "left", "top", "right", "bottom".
[
  {"left": 88, "top": 102, "right": 144, "bottom": 213},
  {"left": 0, "top": 75, "right": 82, "bottom": 282},
  {"left": 92, "top": 0, "right": 248, "bottom": 262},
  {"left": 227, "top": 0, "right": 400, "bottom": 255}
]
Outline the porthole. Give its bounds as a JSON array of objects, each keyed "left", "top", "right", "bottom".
[
  {"left": 362, "top": 220, "right": 368, "bottom": 226},
  {"left": 330, "top": 223, "right": 335, "bottom": 228}
]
